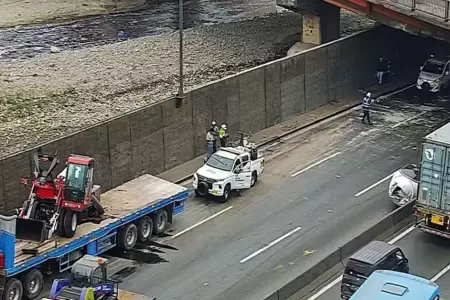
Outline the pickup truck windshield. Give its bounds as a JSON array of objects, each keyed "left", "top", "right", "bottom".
[
  {"left": 422, "top": 61, "right": 445, "bottom": 74},
  {"left": 206, "top": 154, "right": 234, "bottom": 172}
]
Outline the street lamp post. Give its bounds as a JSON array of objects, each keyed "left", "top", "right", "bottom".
[{"left": 176, "top": 0, "right": 184, "bottom": 108}]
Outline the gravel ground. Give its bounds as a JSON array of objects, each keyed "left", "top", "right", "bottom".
[{"left": 0, "top": 11, "right": 375, "bottom": 158}]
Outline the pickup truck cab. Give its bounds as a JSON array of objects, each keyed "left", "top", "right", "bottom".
[{"left": 193, "top": 145, "right": 264, "bottom": 202}]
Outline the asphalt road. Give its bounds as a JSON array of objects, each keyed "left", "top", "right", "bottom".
[
  {"left": 311, "top": 226, "right": 450, "bottom": 300},
  {"left": 102, "top": 90, "right": 450, "bottom": 300}
]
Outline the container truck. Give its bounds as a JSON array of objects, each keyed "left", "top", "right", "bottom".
[
  {"left": 0, "top": 174, "right": 188, "bottom": 300},
  {"left": 414, "top": 121, "right": 450, "bottom": 238}
]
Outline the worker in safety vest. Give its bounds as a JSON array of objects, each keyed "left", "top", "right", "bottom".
[
  {"left": 206, "top": 128, "right": 215, "bottom": 159},
  {"left": 211, "top": 121, "right": 219, "bottom": 153},
  {"left": 362, "top": 92, "right": 374, "bottom": 125},
  {"left": 218, "top": 124, "right": 228, "bottom": 147}
]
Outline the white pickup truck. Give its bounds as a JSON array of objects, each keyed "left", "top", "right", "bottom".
[{"left": 193, "top": 145, "right": 265, "bottom": 202}]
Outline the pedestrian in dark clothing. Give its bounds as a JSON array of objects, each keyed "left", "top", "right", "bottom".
[
  {"left": 376, "top": 57, "right": 389, "bottom": 85},
  {"left": 362, "top": 92, "right": 374, "bottom": 125}
]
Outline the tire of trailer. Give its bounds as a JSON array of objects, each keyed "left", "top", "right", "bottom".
[
  {"left": 137, "top": 216, "right": 153, "bottom": 243},
  {"left": 22, "top": 269, "right": 43, "bottom": 300},
  {"left": 152, "top": 209, "right": 168, "bottom": 235},
  {"left": 3, "top": 278, "right": 23, "bottom": 300},
  {"left": 118, "top": 223, "right": 138, "bottom": 250},
  {"left": 63, "top": 210, "right": 78, "bottom": 238}
]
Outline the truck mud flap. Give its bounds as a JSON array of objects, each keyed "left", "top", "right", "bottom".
[{"left": 16, "top": 218, "right": 49, "bottom": 243}]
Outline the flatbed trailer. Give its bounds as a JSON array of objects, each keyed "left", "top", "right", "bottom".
[{"left": 0, "top": 174, "right": 188, "bottom": 300}]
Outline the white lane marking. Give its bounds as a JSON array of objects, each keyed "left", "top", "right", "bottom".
[
  {"left": 391, "top": 111, "right": 428, "bottom": 129},
  {"left": 291, "top": 152, "right": 342, "bottom": 177},
  {"left": 354, "top": 173, "right": 394, "bottom": 197},
  {"left": 306, "top": 225, "right": 416, "bottom": 300},
  {"left": 170, "top": 206, "right": 233, "bottom": 239},
  {"left": 387, "top": 225, "right": 415, "bottom": 244},
  {"left": 431, "top": 263, "right": 450, "bottom": 282},
  {"left": 239, "top": 227, "right": 302, "bottom": 263}
]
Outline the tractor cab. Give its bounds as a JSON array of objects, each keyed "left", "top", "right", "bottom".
[{"left": 60, "top": 155, "right": 94, "bottom": 204}]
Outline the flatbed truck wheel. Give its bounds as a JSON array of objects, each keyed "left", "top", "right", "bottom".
[
  {"left": 137, "top": 216, "right": 153, "bottom": 242},
  {"left": 22, "top": 269, "right": 43, "bottom": 300},
  {"left": 3, "top": 278, "right": 23, "bottom": 300},
  {"left": 152, "top": 209, "right": 168, "bottom": 235},
  {"left": 118, "top": 223, "right": 138, "bottom": 250}
]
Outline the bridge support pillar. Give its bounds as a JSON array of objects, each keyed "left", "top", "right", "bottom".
[{"left": 279, "top": 0, "right": 341, "bottom": 45}]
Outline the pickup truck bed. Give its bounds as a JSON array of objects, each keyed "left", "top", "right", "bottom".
[{"left": 13, "top": 174, "right": 186, "bottom": 269}]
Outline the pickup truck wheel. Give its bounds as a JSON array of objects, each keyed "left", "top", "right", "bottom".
[
  {"left": 3, "top": 278, "right": 23, "bottom": 300},
  {"left": 152, "top": 210, "right": 168, "bottom": 235},
  {"left": 251, "top": 172, "right": 257, "bottom": 187},
  {"left": 118, "top": 223, "right": 138, "bottom": 250},
  {"left": 137, "top": 216, "right": 153, "bottom": 242},
  {"left": 22, "top": 269, "right": 43, "bottom": 300},
  {"left": 63, "top": 210, "right": 78, "bottom": 238},
  {"left": 217, "top": 185, "right": 230, "bottom": 203}
]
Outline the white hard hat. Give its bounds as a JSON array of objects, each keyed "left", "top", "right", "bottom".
[
  {"left": 212, "top": 121, "right": 216, "bottom": 126},
  {"left": 366, "top": 92, "right": 371, "bottom": 97},
  {"left": 221, "top": 124, "right": 227, "bottom": 130}
]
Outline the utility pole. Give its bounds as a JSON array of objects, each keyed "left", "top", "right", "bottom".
[{"left": 176, "top": 0, "right": 184, "bottom": 108}]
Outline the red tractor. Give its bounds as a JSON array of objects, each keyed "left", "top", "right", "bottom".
[{"left": 17, "top": 151, "right": 105, "bottom": 242}]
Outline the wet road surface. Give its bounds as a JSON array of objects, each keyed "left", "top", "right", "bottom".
[
  {"left": 88, "top": 88, "right": 450, "bottom": 300},
  {"left": 0, "top": 0, "right": 278, "bottom": 60},
  {"left": 298, "top": 90, "right": 450, "bottom": 300}
]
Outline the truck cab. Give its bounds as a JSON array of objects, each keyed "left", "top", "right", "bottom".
[
  {"left": 193, "top": 146, "right": 264, "bottom": 202},
  {"left": 417, "top": 56, "right": 450, "bottom": 93}
]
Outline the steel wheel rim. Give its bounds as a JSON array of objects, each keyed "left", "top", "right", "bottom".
[
  {"left": 71, "top": 213, "right": 77, "bottom": 231},
  {"left": 29, "top": 278, "right": 39, "bottom": 294},
  {"left": 142, "top": 221, "right": 151, "bottom": 237},
  {"left": 251, "top": 175, "right": 255, "bottom": 186},
  {"left": 126, "top": 229, "right": 135, "bottom": 245},
  {"left": 9, "top": 287, "right": 19, "bottom": 300}
]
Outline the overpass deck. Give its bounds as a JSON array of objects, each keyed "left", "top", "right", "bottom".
[{"left": 308, "top": 225, "right": 450, "bottom": 300}]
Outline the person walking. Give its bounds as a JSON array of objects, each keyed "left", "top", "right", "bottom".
[
  {"left": 362, "top": 92, "right": 374, "bottom": 125},
  {"left": 206, "top": 128, "right": 215, "bottom": 159},
  {"left": 218, "top": 124, "right": 228, "bottom": 147},
  {"left": 376, "top": 57, "right": 388, "bottom": 85}
]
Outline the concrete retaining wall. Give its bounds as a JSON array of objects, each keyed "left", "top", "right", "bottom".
[
  {"left": 263, "top": 201, "right": 415, "bottom": 300},
  {"left": 0, "top": 25, "right": 419, "bottom": 210}
]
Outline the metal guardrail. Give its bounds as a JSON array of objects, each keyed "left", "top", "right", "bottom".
[{"left": 387, "top": 0, "right": 450, "bottom": 22}]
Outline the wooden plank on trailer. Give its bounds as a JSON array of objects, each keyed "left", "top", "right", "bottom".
[
  {"left": 118, "top": 290, "right": 150, "bottom": 300},
  {"left": 101, "top": 174, "right": 186, "bottom": 218}
]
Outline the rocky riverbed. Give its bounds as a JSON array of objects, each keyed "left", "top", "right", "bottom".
[{"left": 0, "top": 10, "right": 375, "bottom": 157}]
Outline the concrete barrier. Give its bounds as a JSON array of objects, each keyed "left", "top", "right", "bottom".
[
  {"left": 0, "top": 25, "right": 425, "bottom": 210},
  {"left": 262, "top": 201, "right": 415, "bottom": 300}
]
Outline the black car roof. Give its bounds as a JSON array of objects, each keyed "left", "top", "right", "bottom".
[{"left": 349, "top": 241, "right": 399, "bottom": 265}]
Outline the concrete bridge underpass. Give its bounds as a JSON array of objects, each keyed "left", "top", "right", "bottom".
[{"left": 278, "top": 0, "right": 450, "bottom": 43}]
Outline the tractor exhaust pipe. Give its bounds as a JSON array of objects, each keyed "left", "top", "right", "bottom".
[{"left": 16, "top": 218, "right": 49, "bottom": 243}]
